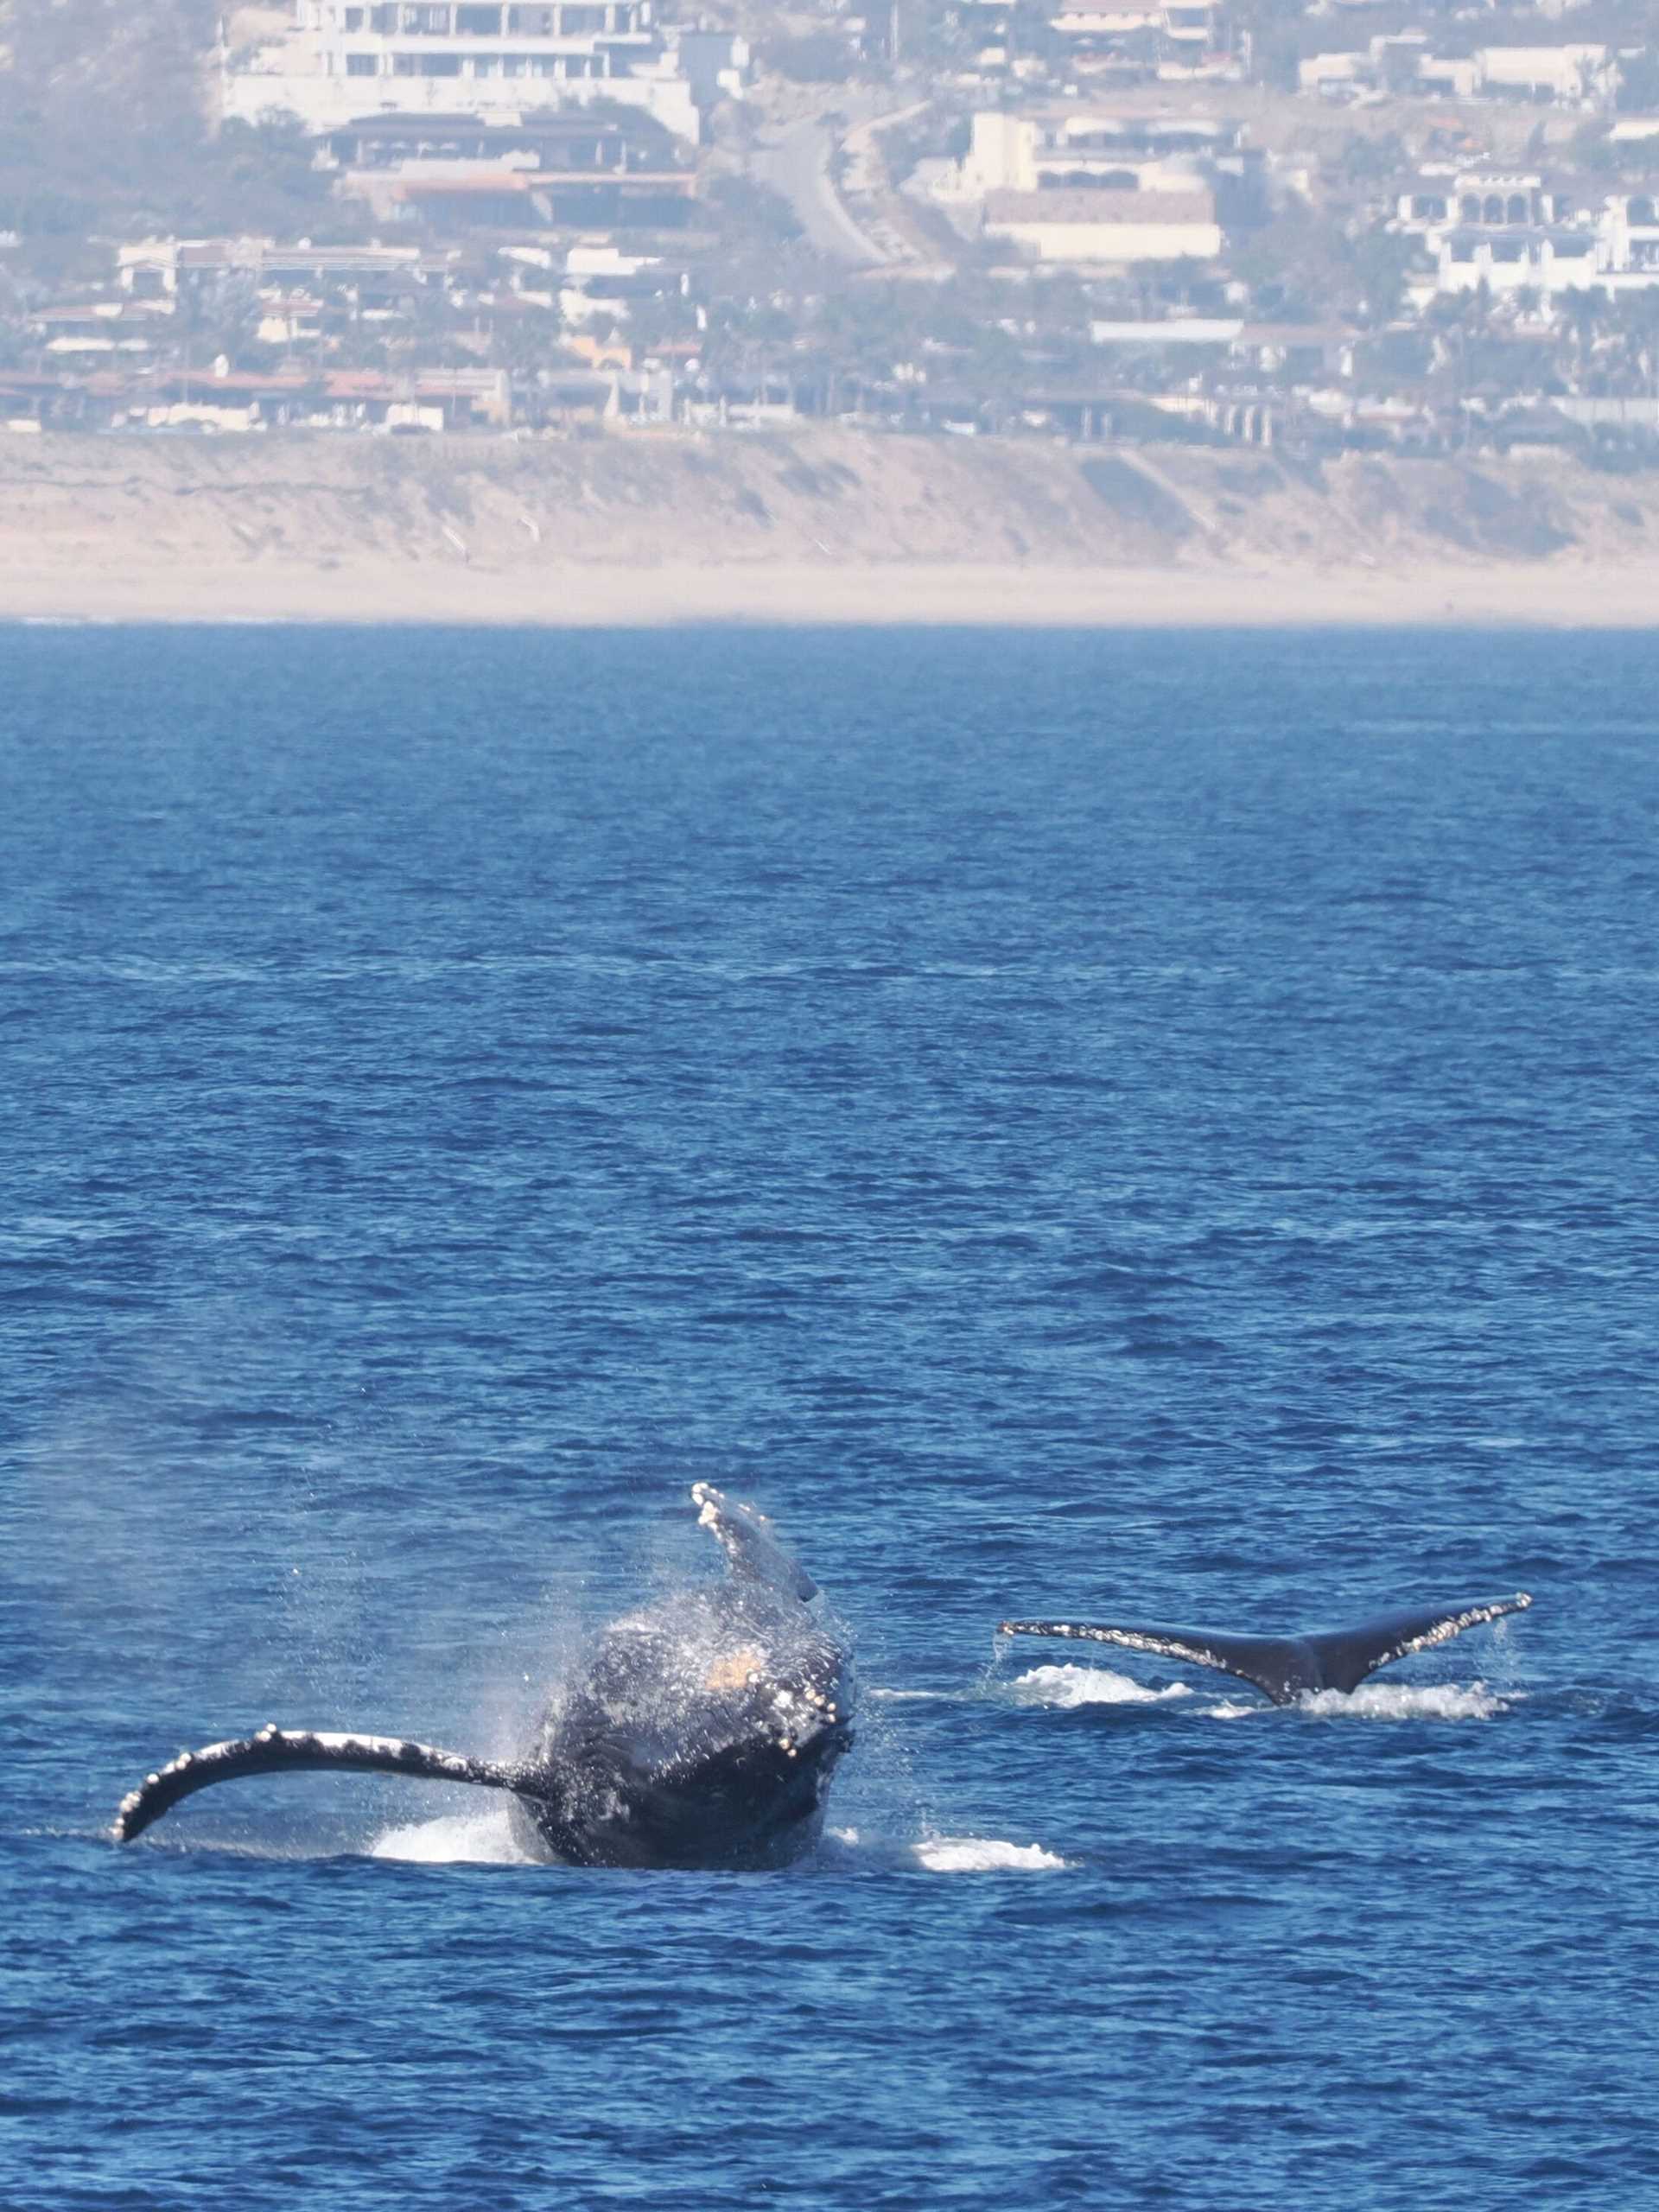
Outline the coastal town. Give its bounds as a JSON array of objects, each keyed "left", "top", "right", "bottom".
[{"left": 1, "top": 0, "right": 1658, "bottom": 458}]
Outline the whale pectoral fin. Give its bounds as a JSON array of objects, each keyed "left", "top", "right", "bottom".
[
  {"left": 691, "top": 1484, "right": 818, "bottom": 1603},
  {"left": 997, "top": 1621, "right": 1315, "bottom": 1705},
  {"left": 111, "top": 1728, "right": 530, "bottom": 1844},
  {"left": 1305, "top": 1593, "right": 1533, "bottom": 1695}
]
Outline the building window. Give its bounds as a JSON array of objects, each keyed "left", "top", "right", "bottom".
[
  {"left": 423, "top": 50, "right": 461, "bottom": 70},
  {"left": 346, "top": 50, "right": 378, "bottom": 72},
  {"left": 341, "top": 6, "right": 364, "bottom": 23}
]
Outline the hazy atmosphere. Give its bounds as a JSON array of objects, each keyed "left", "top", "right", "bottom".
[{"left": 3, "top": 0, "right": 1659, "bottom": 609}]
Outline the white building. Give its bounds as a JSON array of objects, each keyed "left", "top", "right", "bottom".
[
  {"left": 985, "top": 186, "right": 1221, "bottom": 264},
  {"left": 1430, "top": 224, "right": 1599, "bottom": 299},
  {"left": 1600, "top": 191, "right": 1659, "bottom": 287},
  {"left": 1407, "top": 181, "right": 1659, "bottom": 302},
  {"left": 1300, "top": 36, "right": 1617, "bottom": 108},
  {"left": 219, "top": 0, "right": 748, "bottom": 144},
  {"left": 950, "top": 108, "right": 1237, "bottom": 198},
  {"left": 1047, "top": 0, "right": 1223, "bottom": 67},
  {"left": 1394, "top": 172, "right": 1577, "bottom": 235},
  {"left": 557, "top": 241, "right": 686, "bottom": 321},
  {"left": 942, "top": 108, "right": 1231, "bottom": 261}
]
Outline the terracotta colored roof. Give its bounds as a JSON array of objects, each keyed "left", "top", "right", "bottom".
[
  {"left": 986, "top": 188, "right": 1217, "bottom": 226},
  {"left": 153, "top": 370, "right": 320, "bottom": 395}
]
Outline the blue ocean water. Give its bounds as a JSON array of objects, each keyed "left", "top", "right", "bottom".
[{"left": 3, "top": 622, "right": 1655, "bottom": 2209}]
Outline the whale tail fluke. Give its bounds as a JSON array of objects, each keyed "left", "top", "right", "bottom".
[
  {"left": 1303, "top": 1594, "right": 1533, "bottom": 1695},
  {"left": 995, "top": 1620, "right": 1323, "bottom": 1704},
  {"left": 111, "top": 1728, "right": 536, "bottom": 1844},
  {"left": 998, "top": 1593, "right": 1531, "bottom": 1706}
]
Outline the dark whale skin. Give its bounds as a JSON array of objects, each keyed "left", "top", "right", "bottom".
[
  {"left": 510, "top": 1584, "right": 854, "bottom": 1870},
  {"left": 111, "top": 1486, "right": 854, "bottom": 1870}
]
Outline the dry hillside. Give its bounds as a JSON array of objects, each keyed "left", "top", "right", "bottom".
[{"left": 3, "top": 429, "right": 1657, "bottom": 587}]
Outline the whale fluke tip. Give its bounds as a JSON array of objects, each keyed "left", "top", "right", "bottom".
[{"left": 996, "top": 1593, "right": 1532, "bottom": 1702}]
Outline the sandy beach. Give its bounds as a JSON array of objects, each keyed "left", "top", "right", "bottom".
[{"left": 3, "top": 554, "right": 1657, "bottom": 627}]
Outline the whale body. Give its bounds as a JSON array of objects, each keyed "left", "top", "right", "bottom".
[
  {"left": 112, "top": 1484, "right": 854, "bottom": 1870},
  {"left": 998, "top": 1594, "right": 1532, "bottom": 1705}
]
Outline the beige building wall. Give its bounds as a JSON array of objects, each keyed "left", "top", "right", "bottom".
[{"left": 961, "top": 113, "right": 1039, "bottom": 196}]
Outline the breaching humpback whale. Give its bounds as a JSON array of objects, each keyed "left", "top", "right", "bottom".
[
  {"left": 998, "top": 1593, "right": 1532, "bottom": 1705},
  {"left": 112, "top": 1485, "right": 854, "bottom": 1869}
]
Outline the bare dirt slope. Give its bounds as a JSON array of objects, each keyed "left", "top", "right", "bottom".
[{"left": 0, "top": 428, "right": 1656, "bottom": 613}]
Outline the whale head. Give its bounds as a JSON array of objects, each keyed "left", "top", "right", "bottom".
[{"left": 516, "top": 1584, "right": 855, "bottom": 1869}]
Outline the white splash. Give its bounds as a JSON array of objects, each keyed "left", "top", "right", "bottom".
[
  {"left": 369, "top": 1806, "right": 536, "bottom": 1864},
  {"left": 1011, "top": 1663, "right": 1195, "bottom": 1708},
  {"left": 910, "top": 1834, "right": 1069, "bottom": 1872},
  {"left": 1294, "top": 1681, "right": 1513, "bottom": 1722},
  {"left": 823, "top": 1826, "right": 1067, "bottom": 1872},
  {"left": 1007, "top": 1667, "right": 1514, "bottom": 1722}
]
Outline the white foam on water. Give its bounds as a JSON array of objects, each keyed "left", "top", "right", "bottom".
[
  {"left": 365, "top": 1814, "right": 1069, "bottom": 1874},
  {"left": 823, "top": 1826, "right": 1068, "bottom": 1872},
  {"left": 910, "top": 1834, "right": 1069, "bottom": 1872},
  {"left": 1294, "top": 1681, "right": 1513, "bottom": 1722},
  {"left": 1011, "top": 1663, "right": 1195, "bottom": 1708},
  {"left": 369, "top": 1805, "right": 537, "bottom": 1865},
  {"left": 1003, "top": 1669, "right": 1516, "bottom": 1724}
]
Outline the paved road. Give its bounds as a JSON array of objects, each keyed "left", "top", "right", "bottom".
[{"left": 752, "top": 113, "right": 889, "bottom": 269}]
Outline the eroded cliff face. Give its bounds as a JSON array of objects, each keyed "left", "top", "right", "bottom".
[{"left": 0, "top": 427, "right": 1653, "bottom": 582}]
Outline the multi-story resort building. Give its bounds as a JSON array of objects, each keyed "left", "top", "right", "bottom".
[
  {"left": 219, "top": 0, "right": 748, "bottom": 143},
  {"left": 1393, "top": 172, "right": 1659, "bottom": 304}
]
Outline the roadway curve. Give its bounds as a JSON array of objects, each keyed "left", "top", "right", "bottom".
[{"left": 752, "top": 114, "right": 890, "bottom": 269}]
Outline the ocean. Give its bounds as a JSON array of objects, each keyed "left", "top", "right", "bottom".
[{"left": 3, "top": 622, "right": 1655, "bottom": 2209}]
